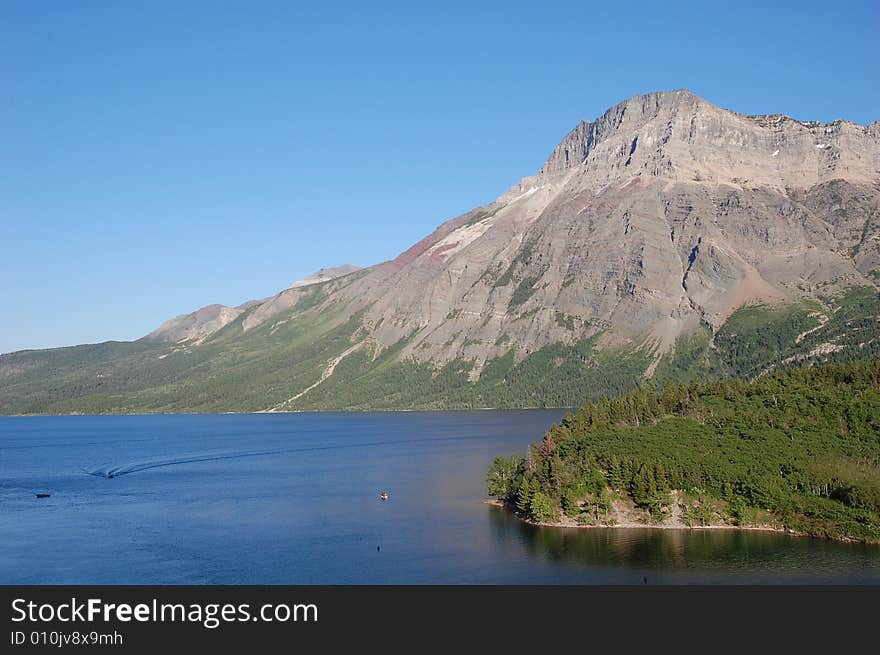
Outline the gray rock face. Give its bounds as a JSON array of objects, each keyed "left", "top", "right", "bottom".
[{"left": 147, "top": 303, "right": 246, "bottom": 344}]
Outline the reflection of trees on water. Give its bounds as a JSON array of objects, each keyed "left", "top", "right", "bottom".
[{"left": 485, "top": 506, "right": 834, "bottom": 572}]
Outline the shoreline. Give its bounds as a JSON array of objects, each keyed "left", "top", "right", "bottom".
[
  {"left": 0, "top": 407, "right": 575, "bottom": 418},
  {"left": 483, "top": 499, "right": 815, "bottom": 540}
]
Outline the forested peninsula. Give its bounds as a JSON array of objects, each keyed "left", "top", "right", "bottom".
[{"left": 487, "top": 359, "right": 880, "bottom": 543}]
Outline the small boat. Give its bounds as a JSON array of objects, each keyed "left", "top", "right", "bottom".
[
  {"left": 35, "top": 493, "right": 51, "bottom": 498},
  {"left": 379, "top": 491, "right": 389, "bottom": 501}
]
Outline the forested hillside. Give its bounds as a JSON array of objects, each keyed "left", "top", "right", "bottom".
[
  {"left": 488, "top": 359, "right": 880, "bottom": 542},
  {"left": 1, "top": 286, "right": 878, "bottom": 413}
]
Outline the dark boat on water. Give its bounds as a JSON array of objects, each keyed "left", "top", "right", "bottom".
[{"left": 35, "top": 493, "right": 51, "bottom": 498}]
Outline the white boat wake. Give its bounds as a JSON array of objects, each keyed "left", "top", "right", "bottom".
[
  {"left": 83, "top": 448, "right": 288, "bottom": 478},
  {"left": 82, "top": 432, "right": 487, "bottom": 478}
]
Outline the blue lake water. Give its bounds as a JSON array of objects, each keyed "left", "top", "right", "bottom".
[{"left": 1, "top": 412, "right": 879, "bottom": 584}]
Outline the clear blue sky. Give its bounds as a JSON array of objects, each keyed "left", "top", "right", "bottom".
[{"left": 2, "top": 1, "right": 878, "bottom": 353}]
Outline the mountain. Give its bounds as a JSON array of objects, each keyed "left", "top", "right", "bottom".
[
  {"left": 289, "top": 265, "right": 361, "bottom": 290},
  {"left": 146, "top": 265, "right": 361, "bottom": 344},
  {"left": 2, "top": 90, "right": 879, "bottom": 414}
]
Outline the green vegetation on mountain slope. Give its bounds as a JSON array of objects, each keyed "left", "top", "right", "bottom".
[
  {"left": 0, "top": 299, "right": 361, "bottom": 414},
  {"left": 651, "top": 286, "right": 880, "bottom": 386},
  {"left": 284, "top": 336, "right": 651, "bottom": 410},
  {"left": 0, "top": 287, "right": 877, "bottom": 414},
  {"left": 487, "top": 358, "right": 880, "bottom": 542}
]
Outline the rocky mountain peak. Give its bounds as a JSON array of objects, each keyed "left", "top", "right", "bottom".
[
  {"left": 538, "top": 89, "right": 703, "bottom": 176},
  {"left": 147, "top": 265, "right": 363, "bottom": 343},
  {"left": 147, "top": 303, "right": 245, "bottom": 344},
  {"left": 346, "top": 91, "right": 879, "bottom": 373},
  {"left": 290, "top": 264, "right": 361, "bottom": 289},
  {"left": 533, "top": 89, "right": 878, "bottom": 190}
]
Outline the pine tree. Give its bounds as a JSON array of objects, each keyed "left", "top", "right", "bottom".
[
  {"left": 540, "top": 431, "right": 557, "bottom": 460},
  {"left": 608, "top": 456, "right": 624, "bottom": 490},
  {"left": 516, "top": 477, "right": 533, "bottom": 514},
  {"left": 631, "top": 463, "right": 658, "bottom": 508},
  {"left": 653, "top": 462, "right": 669, "bottom": 490},
  {"left": 525, "top": 445, "right": 537, "bottom": 474}
]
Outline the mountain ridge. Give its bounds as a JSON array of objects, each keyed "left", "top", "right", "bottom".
[
  {"left": 299, "top": 88, "right": 879, "bottom": 373},
  {"left": 145, "top": 264, "right": 362, "bottom": 344},
  {"left": 2, "top": 90, "right": 878, "bottom": 414}
]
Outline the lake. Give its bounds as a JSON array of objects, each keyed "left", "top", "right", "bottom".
[{"left": 1, "top": 412, "right": 878, "bottom": 584}]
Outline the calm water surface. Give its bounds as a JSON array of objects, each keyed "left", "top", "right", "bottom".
[{"left": 1, "top": 412, "right": 878, "bottom": 584}]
